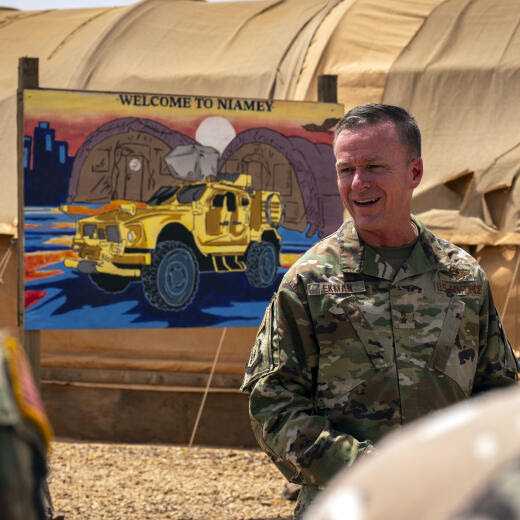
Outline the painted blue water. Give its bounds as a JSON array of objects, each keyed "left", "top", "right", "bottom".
[
  {"left": 278, "top": 226, "right": 320, "bottom": 253},
  {"left": 24, "top": 208, "right": 320, "bottom": 254}
]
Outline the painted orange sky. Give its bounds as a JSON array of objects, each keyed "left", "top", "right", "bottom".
[
  {"left": 25, "top": 249, "right": 78, "bottom": 284},
  {"left": 24, "top": 89, "right": 342, "bottom": 156}
]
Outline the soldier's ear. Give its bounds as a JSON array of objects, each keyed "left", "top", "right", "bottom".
[{"left": 409, "top": 158, "right": 423, "bottom": 188}]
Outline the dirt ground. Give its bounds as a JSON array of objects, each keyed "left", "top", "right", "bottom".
[{"left": 48, "top": 441, "right": 295, "bottom": 520}]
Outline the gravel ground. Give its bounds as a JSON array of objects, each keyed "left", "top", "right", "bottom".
[{"left": 48, "top": 441, "right": 295, "bottom": 520}]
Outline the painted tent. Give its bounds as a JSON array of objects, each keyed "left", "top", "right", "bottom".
[{"left": 0, "top": 0, "right": 519, "bottom": 441}]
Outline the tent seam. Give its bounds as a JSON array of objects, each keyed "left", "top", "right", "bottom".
[
  {"left": 421, "top": 0, "right": 474, "bottom": 73},
  {"left": 381, "top": 0, "right": 457, "bottom": 102},
  {"left": 47, "top": 8, "right": 117, "bottom": 61},
  {"left": 74, "top": 0, "right": 163, "bottom": 89},
  {"left": 215, "top": 0, "right": 285, "bottom": 49},
  {"left": 295, "top": 0, "right": 357, "bottom": 101},
  {"left": 268, "top": 0, "right": 342, "bottom": 100},
  {"left": 0, "top": 9, "right": 53, "bottom": 30},
  {"left": 497, "top": 15, "right": 520, "bottom": 65}
]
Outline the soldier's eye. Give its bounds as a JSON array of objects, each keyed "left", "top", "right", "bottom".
[{"left": 338, "top": 168, "right": 353, "bottom": 177}]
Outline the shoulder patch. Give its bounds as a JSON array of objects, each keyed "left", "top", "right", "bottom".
[
  {"left": 241, "top": 298, "right": 278, "bottom": 391},
  {"left": 447, "top": 264, "right": 473, "bottom": 281}
]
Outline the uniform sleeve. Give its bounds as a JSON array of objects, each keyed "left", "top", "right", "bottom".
[
  {"left": 241, "top": 277, "right": 374, "bottom": 488},
  {"left": 473, "top": 279, "right": 518, "bottom": 394}
]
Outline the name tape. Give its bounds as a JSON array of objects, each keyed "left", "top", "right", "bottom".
[{"left": 307, "top": 281, "right": 365, "bottom": 295}]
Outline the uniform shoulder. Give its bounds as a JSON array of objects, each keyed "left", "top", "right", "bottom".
[
  {"left": 426, "top": 229, "right": 486, "bottom": 281},
  {"left": 282, "top": 229, "right": 343, "bottom": 286},
  {"left": 436, "top": 236, "right": 478, "bottom": 263}
]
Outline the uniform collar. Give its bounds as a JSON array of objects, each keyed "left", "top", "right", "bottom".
[{"left": 338, "top": 217, "right": 455, "bottom": 281}]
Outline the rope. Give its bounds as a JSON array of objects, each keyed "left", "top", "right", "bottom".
[
  {"left": 502, "top": 246, "right": 520, "bottom": 318},
  {"left": 0, "top": 237, "right": 16, "bottom": 284},
  {"left": 189, "top": 327, "right": 227, "bottom": 448}
]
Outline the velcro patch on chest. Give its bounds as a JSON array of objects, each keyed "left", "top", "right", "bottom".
[
  {"left": 307, "top": 281, "right": 366, "bottom": 295},
  {"left": 435, "top": 282, "right": 482, "bottom": 296},
  {"left": 394, "top": 309, "right": 415, "bottom": 329}
]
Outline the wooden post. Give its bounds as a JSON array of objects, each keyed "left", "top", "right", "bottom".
[
  {"left": 317, "top": 74, "right": 338, "bottom": 103},
  {"left": 17, "top": 57, "right": 41, "bottom": 384}
]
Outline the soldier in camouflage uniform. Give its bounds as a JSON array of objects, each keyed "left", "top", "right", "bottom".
[
  {"left": 241, "top": 104, "right": 518, "bottom": 518},
  {"left": 0, "top": 330, "right": 52, "bottom": 520}
]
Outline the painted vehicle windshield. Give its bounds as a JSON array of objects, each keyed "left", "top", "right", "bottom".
[
  {"left": 176, "top": 184, "right": 206, "bottom": 203},
  {"left": 147, "top": 186, "right": 179, "bottom": 205}
]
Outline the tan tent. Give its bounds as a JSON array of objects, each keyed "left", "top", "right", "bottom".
[{"left": 0, "top": 0, "right": 518, "bottom": 442}]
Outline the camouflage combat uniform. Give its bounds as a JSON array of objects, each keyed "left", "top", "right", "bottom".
[
  {"left": 241, "top": 218, "right": 518, "bottom": 518},
  {"left": 0, "top": 333, "right": 51, "bottom": 520}
]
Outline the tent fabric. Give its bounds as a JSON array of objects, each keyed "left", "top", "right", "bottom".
[
  {"left": 478, "top": 245, "right": 520, "bottom": 351},
  {"left": 383, "top": 0, "right": 520, "bottom": 242},
  {"left": 297, "top": 0, "right": 444, "bottom": 106},
  {"left": 68, "top": 0, "right": 338, "bottom": 96}
]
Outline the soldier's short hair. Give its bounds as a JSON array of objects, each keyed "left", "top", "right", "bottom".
[{"left": 334, "top": 104, "right": 421, "bottom": 159}]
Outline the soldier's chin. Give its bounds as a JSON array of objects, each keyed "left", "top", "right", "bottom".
[{"left": 351, "top": 215, "right": 386, "bottom": 234}]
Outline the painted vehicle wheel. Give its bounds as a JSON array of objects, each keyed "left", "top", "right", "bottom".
[
  {"left": 245, "top": 241, "right": 278, "bottom": 288},
  {"left": 142, "top": 240, "right": 199, "bottom": 310},
  {"left": 89, "top": 273, "right": 131, "bottom": 293}
]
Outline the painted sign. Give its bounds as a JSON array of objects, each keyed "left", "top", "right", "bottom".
[{"left": 23, "top": 88, "right": 344, "bottom": 329}]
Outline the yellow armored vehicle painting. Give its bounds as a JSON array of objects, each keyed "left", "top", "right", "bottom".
[{"left": 62, "top": 174, "right": 283, "bottom": 310}]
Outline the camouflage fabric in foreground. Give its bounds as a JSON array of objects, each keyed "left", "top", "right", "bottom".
[
  {"left": 241, "top": 218, "right": 518, "bottom": 518},
  {"left": 0, "top": 332, "right": 51, "bottom": 520}
]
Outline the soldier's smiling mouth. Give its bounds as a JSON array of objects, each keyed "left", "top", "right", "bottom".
[{"left": 354, "top": 198, "right": 380, "bottom": 206}]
